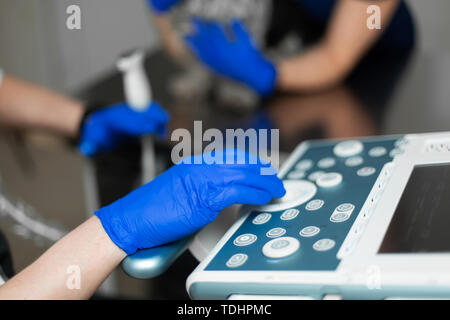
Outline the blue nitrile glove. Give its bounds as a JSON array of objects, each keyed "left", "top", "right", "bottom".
[
  {"left": 146, "top": 0, "right": 183, "bottom": 13},
  {"left": 185, "top": 19, "right": 277, "bottom": 97},
  {"left": 95, "top": 149, "right": 286, "bottom": 255},
  {"left": 78, "top": 101, "right": 169, "bottom": 157}
]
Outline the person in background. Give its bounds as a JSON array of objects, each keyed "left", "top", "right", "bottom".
[
  {"left": 0, "top": 69, "right": 286, "bottom": 299},
  {"left": 147, "top": 0, "right": 415, "bottom": 97}
]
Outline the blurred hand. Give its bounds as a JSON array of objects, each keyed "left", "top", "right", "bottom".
[
  {"left": 147, "top": 0, "right": 183, "bottom": 13},
  {"left": 78, "top": 101, "right": 169, "bottom": 157},
  {"left": 185, "top": 19, "right": 277, "bottom": 97},
  {"left": 95, "top": 149, "right": 285, "bottom": 254}
]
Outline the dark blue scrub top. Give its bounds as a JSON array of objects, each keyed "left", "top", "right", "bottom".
[{"left": 296, "top": 0, "right": 415, "bottom": 50}]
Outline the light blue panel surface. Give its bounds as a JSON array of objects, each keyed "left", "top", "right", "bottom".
[
  {"left": 205, "top": 136, "right": 400, "bottom": 272},
  {"left": 190, "top": 281, "right": 450, "bottom": 300}
]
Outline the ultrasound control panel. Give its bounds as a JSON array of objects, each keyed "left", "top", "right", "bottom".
[{"left": 203, "top": 136, "right": 402, "bottom": 272}]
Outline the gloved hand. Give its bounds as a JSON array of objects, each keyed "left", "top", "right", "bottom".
[
  {"left": 185, "top": 19, "right": 277, "bottom": 97},
  {"left": 147, "top": 0, "right": 183, "bottom": 13},
  {"left": 78, "top": 101, "right": 169, "bottom": 157},
  {"left": 95, "top": 149, "right": 285, "bottom": 255}
]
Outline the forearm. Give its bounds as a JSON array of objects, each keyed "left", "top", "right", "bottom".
[
  {"left": 0, "top": 216, "right": 126, "bottom": 300},
  {"left": 277, "top": 43, "right": 352, "bottom": 92},
  {"left": 153, "top": 14, "right": 191, "bottom": 65},
  {"left": 277, "top": 0, "right": 401, "bottom": 93},
  {"left": 0, "top": 74, "right": 84, "bottom": 138}
]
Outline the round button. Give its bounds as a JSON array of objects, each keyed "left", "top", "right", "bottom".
[
  {"left": 296, "top": 159, "right": 313, "bottom": 171},
  {"left": 334, "top": 140, "right": 364, "bottom": 157},
  {"left": 330, "top": 212, "right": 350, "bottom": 223},
  {"left": 363, "top": 206, "right": 374, "bottom": 218},
  {"left": 394, "top": 138, "right": 408, "bottom": 147},
  {"left": 266, "top": 227, "right": 286, "bottom": 238},
  {"left": 226, "top": 254, "right": 248, "bottom": 268},
  {"left": 316, "top": 173, "right": 343, "bottom": 188},
  {"left": 345, "top": 156, "right": 363, "bottom": 167},
  {"left": 280, "top": 209, "right": 299, "bottom": 221},
  {"left": 305, "top": 199, "right": 325, "bottom": 211},
  {"left": 369, "top": 147, "right": 387, "bottom": 157},
  {"left": 288, "top": 170, "right": 306, "bottom": 180},
  {"left": 336, "top": 203, "right": 355, "bottom": 213},
  {"left": 318, "top": 157, "right": 336, "bottom": 169},
  {"left": 308, "top": 171, "right": 326, "bottom": 182},
  {"left": 357, "top": 167, "right": 376, "bottom": 177},
  {"left": 313, "top": 239, "right": 336, "bottom": 252},
  {"left": 300, "top": 226, "right": 320, "bottom": 237},
  {"left": 252, "top": 213, "right": 272, "bottom": 225},
  {"left": 234, "top": 234, "right": 257, "bottom": 247},
  {"left": 390, "top": 148, "right": 404, "bottom": 158},
  {"left": 261, "top": 180, "right": 317, "bottom": 212},
  {"left": 262, "top": 237, "right": 300, "bottom": 258}
]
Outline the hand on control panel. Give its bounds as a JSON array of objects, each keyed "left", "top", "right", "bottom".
[{"left": 95, "top": 149, "right": 285, "bottom": 255}]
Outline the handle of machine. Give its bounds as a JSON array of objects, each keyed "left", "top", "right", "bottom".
[{"left": 117, "top": 50, "right": 191, "bottom": 278}]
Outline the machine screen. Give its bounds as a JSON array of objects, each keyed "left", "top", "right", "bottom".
[{"left": 379, "top": 164, "right": 450, "bottom": 253}]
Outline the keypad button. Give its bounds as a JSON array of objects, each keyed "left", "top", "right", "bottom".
[
  {"left": 288, "top": 170, "right": 306, "bottom": 179},
  {"left": 355, "top": 222, "right": 367, "bottom": 235},
  {"left": 390, "top": 148, "right": 404, "bottom": 158},
  {"left": 357, "top": 167, "right": 376, "bottom": 177},
  {"left": 233, "top": 234, "right": 257, "bottom": 247},
  {"left": 394, "top": 138, "right": 408, "bottom": 147},
  {"left": 296, "top": 159, "right": 313, "bottom": 171},
  {"left": 262, "top": 237, "right": 300, "bottom": 258},
  {"left": 336, "top": 203, "right": 355, "bottom": 213},
  {"left": 330, "top": 212, "right": 351, "bottom": 223},
  {"left": 318, "top": 157, "right": 336, "bottom": 169},
  {"left": 345, "top": 156, "right": 363, "bottom": 167},
  {"left": 263, "top": 180, "right": 317, "bottom": 212},
  {"left": 300, "top": 226, "right": 320, "bottom": 238},
  {"left": 252, "top": 213, "right": 272, "bottom": 225},
  {"left": 280, "top": 209, "right": 299, "bottom": 221},
  {"left": 305, "top": 199, "right": 325, "bottom": 211},
  {"left": 308, "top": 171, "right": 326, "bottom": 182},
  {"left": 362, "top": 206, "right": 374, "bottom": 218},
  {"left": 341, "top": 240, "right": 358, "bottom": 257},
  {"left": 266, "top": 227, "right": 287, "bottom": 238},
  {"left": 226, "top": 254, "right": 248, "bottom": 268},
  {"left": 334, "top": 140, "right": 364, "bottom": 157},
  {"left": 369, "top": 147, "right": 387, "bottom": 157},
  {"left": 313, "top": 239, "right": 336, "bottom": 252},
  {"left": 316, "top": 172, "right": 343, "bottom": 188}
]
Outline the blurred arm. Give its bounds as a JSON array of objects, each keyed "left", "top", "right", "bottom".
[
  {"left": 0, "top": 217, "right": 126, "bottom": 300},
  {"left": 153, "top": 15, "right": 192, "bottom": 64},
  {"left": 0, "top": 74, "right": 84, "bottom": 138},
  {"left": 277, "top": 0, "right": 401, "bottom": 92}
]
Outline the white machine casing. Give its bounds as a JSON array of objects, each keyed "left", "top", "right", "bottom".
[{"left": 187, "top": 132, "right": 450, "bottom": 299}]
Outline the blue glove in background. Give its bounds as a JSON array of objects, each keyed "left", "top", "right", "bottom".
[
  {"left": 95, "top": 149, "right": 286, "bottom": 255},
  {"left": 79, "top": 101, "right": 169, "bottom": 157},
  {"left": 146, "top": 0, "right": 183, "bottom": 13},
  {"left": 185, "top": 19, "right": 277, "bottom": 97}
]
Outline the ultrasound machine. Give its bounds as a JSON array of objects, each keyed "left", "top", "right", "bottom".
[{"left": 124, "top": 132, "right": 450, "bottom": 299}]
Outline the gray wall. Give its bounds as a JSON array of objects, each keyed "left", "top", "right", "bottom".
[
  {"left": 0, "top": 0, "right": 160, "bottom": 94},
  {"left": 1, "top": 0, "right": 450, "bottom": 94}
]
